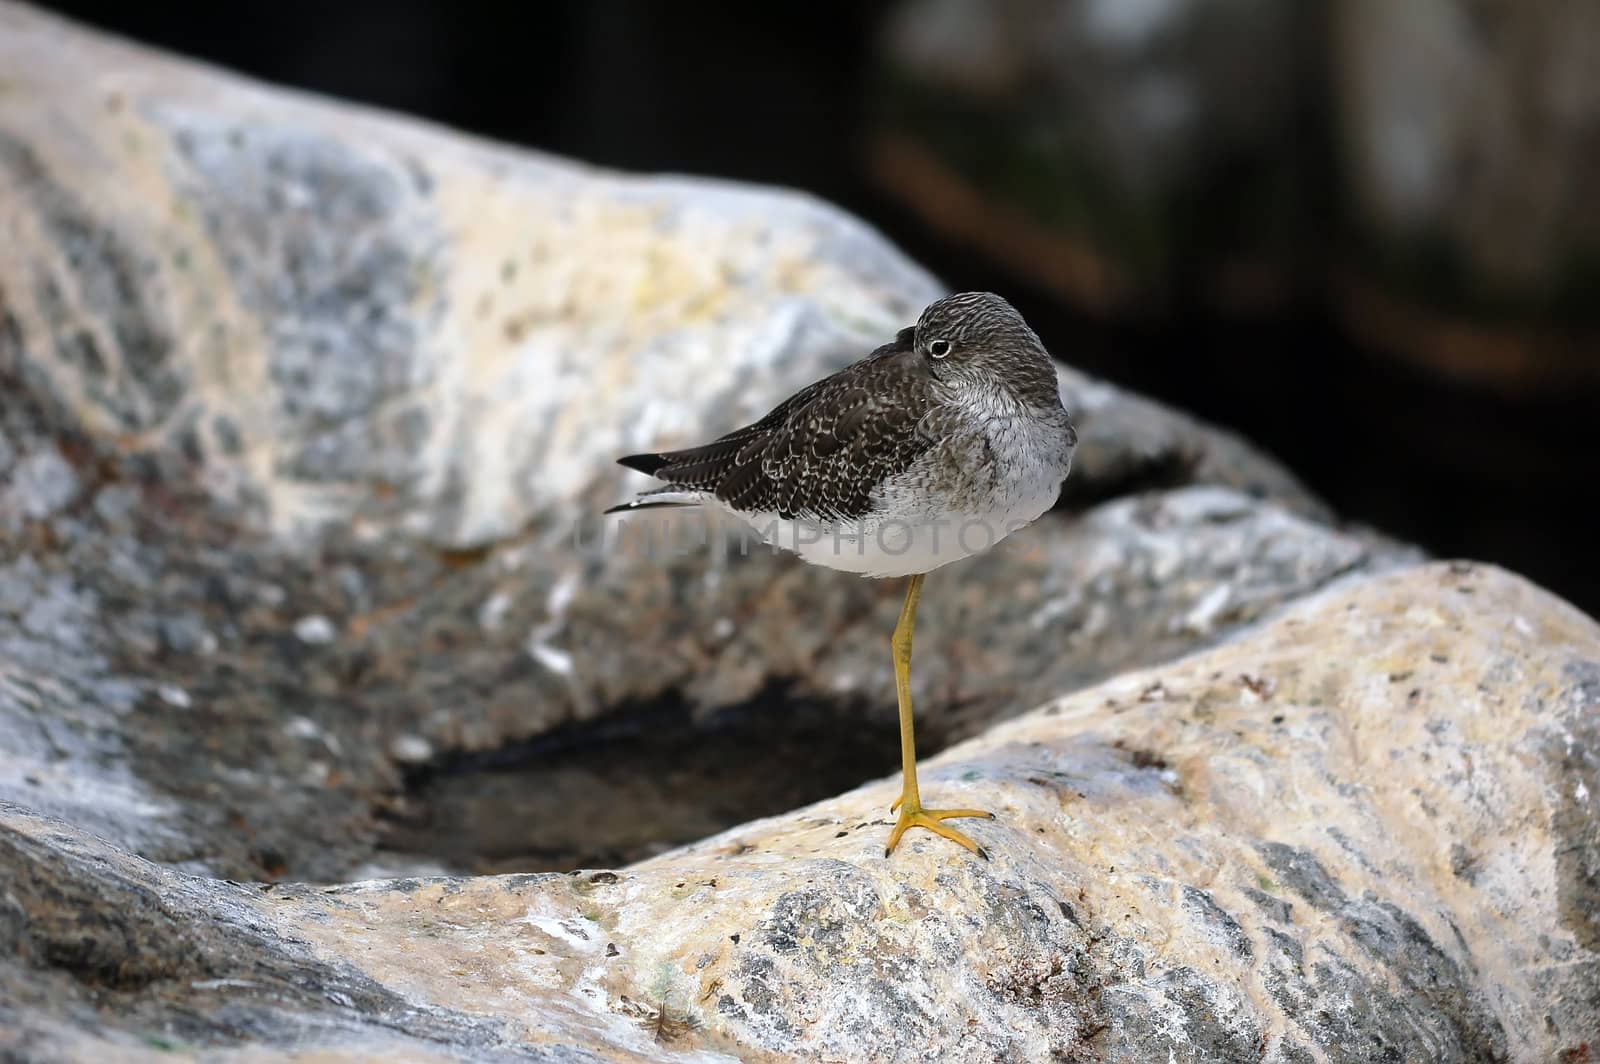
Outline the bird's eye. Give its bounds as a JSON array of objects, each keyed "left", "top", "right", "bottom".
[{"left": 928, "top": 339, "right": 952, "bottom": 359}]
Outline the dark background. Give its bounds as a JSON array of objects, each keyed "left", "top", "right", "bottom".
[{"left": 38, "top": 0, "right": 1600, "bottom": 615}]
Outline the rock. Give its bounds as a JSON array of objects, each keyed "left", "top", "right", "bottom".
[
  {"left": 5, "top": 564, "right": 1597, "bottom": 1061},
  {"left": 292, "top": 614, "right": 339, "bottom": 646},
  {"left": 1, "top": 2, "right": 937, "bottom": 552},
  {"left": 0, "top": 444, "right": 79, "bottom": 529},
  {"left": 0, "top": 1, "right": 1410, "bottom": 885}
]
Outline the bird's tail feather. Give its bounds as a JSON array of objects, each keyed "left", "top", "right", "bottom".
[
  {"left": 616, "top": 453, "right": 669, "bottom": 476},
  {"left": 602, "top": 487, "right": 708, "bottom": 515}
]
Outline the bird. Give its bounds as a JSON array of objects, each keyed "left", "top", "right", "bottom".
[{"left": 606, "top": 292, "right": 1077, "bottom": 859}]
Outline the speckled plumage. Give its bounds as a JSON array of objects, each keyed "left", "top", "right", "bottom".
[{"left": 608, "top": 292, "right": 1077, "bottom": 577}]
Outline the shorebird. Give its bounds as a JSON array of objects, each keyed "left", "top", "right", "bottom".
[{"left": 607, "top": 292, "right": 1077, "bottom": 858}]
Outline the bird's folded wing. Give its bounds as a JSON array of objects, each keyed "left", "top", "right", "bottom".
[
  {"left": 624, "top": 338, "right": 941, "bottom": 521},
  {"left": 717, "top": 370, "right": 936, "bottom": 520}
]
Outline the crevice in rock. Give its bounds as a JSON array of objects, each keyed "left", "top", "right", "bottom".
[
  {"left": 1053, "top": 441, "right": 1204, "bottom": 513},
  {"left": 373, "top": 683, "right": 908, "bottom": 874}
]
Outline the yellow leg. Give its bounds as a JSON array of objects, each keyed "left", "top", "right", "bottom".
[{"left": 884, "top": 573, "right": 994, "bottom": 859}]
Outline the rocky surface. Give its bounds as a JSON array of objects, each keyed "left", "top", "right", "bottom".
[
  {"left": 6, "top": 564, "right": 1598, "bottom": 1062},
  {"left": 2, "top": 5, "right": 1593, "bottom": 1061},
  {"left": 0, "top": 1, "right": 1405, "bottom": 881}
]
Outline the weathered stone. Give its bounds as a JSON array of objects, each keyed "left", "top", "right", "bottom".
[
  {"left": 0, "top": 445, "right": 79, "bottom": 529},
  {"left": 0, "top": 1, "right": 1404, "bottom": 885},
  {"left": 4, "top": 564, "right": 1596, "bottom": 1061}
]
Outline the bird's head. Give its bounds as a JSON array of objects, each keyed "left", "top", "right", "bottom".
[{"left": 912, "top": 292, "right": 1058, "bottom": 402}]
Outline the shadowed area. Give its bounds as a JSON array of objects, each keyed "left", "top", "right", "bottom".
[{"left": 376, "top": 689, "right": 904, "bottom": 873}]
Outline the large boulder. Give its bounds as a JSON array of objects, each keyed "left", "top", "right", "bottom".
[
  {"left": 5, "top": 563, "right": 1597, "bottom": 1061},
  {"left": 0, "top": 2, "right": 1405, "bottom": 883}
]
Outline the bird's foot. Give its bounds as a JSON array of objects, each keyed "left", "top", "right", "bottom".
[{"left": 884, "top": 801, "right": 994, "bottom": 859}]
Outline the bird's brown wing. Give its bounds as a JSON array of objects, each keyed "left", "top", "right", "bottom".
[{"left": 621, "top": 334, "right": 937, "bottom": 520}]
